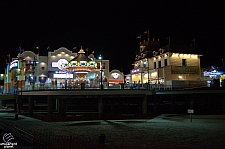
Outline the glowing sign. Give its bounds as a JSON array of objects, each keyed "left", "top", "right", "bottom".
[
  {"left": 51, "top": 59, "right": 68, "bottom": 69},
  {"left": 9, "top": 60, "right": 18, "bottom": 70},
  {"left": 58, "top": 59, "right": 68, "bottom": 70},
  {"left": 112, "top": 73, "right": 119, "bottom": 79},
  {"left": 132, "top": 69, "right": 140, "bottom": 74},
  {"left": 53, "top": 74, "right": 73, "bottom": 78},
  {"left": 51, "top": 62, "right": 58, "bottom": 67},
  {"left": 204, "top": 70, "right": 221, "bottom": 78}
]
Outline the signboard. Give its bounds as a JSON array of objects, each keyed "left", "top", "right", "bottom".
[
  {"left": 131, "top": 68, "right": 140, "bottom": 74},
  {"left": 9, "top": 60, "right": 18, "bottom": 70},
  {"left": 203, "top": 70, "right": 221, "bottom": 78},
  {"left": 51, "top": 59, "right": 68, "bottom": 70},
  {"left": 171, "top": 66, "right": 199, "bottom": 74},
  {"left": 53, "top": 74, "right": 73, "bottom": 78},
  {"left": 187, "top": 109, "right": 194, "bottom": 113}
]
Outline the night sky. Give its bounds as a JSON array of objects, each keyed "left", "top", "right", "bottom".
[{"left": 0, "top": 1, "right": 224, "bottom": 74}]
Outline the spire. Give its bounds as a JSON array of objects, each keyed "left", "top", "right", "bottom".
[{"left": 78, "top": 45, "right": 85, "bottom": 54}]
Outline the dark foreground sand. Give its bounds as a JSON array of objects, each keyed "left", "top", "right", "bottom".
[{"left": 0, "top": 112, "right": 225, "bottom": 149}]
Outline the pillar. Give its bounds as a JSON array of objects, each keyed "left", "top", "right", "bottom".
[
  {"left": 47, "top": 96, "right": 54, "bottom": 119},
  {"left": 28, "top": 96, "right": 34, "bottom": 116},
  {"left": 110, "top": 99, "right": 114, "bottom": 115},
  {"left": 153, "top": 95, "right": 158, "bottom": 115},
  {"left": 190, "top": 94, "right": 194, "bottom": 109},
  {"left": 2, "top": 100, "right": 6, "bottom": 107},
  {"left": 98, "top": 96, "right": 103, "bottom": 119},
  {"left": 142, "top": 95, "right": 147, "bottom": 118},
  {"left": 59, "top": 98, "right": 67, "bottom": 116},
  {"left": 4, "top": 64, "right": 12, "bottom": 93},
  {"left": 171, "top": 95, "right": 175, "bottom": 113},
  {"left": 16, "top": 94, "right": 23, "bottom": 114},
  {"left": 17, "top": 57, "right": 26, "bottom": 90}
]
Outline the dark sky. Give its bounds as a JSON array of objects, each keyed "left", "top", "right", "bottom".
[{"left": 0, "top": 1, "right": 224, "bottom": 74}]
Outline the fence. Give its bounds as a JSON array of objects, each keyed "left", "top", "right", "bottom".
[{"left": 2, "top": 81, "right": 209, "bottom": 94}]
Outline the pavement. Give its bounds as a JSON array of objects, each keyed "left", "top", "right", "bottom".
[{"left": 0, "top": 111, "right": 225, "bottom": 148}]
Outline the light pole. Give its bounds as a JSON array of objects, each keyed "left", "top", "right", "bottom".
[
  {"left": 145, "top": 58, "right": 150, "bottom": 89},
  {"left": 32, "top": 57, "right": 37, "bottom": 90},
  {"left": 99, "top": 54, "right": 103, "bottom": 89}
]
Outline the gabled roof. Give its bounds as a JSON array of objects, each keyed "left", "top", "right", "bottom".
[
  {"left": 135, "top": 40, "right": 160, "bottom": 61},
  {"left": 141, "top": 40, "right": 161, "bottom": 52}
]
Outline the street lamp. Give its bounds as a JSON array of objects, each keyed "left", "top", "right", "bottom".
[
  {"left": 98, "top": 54, "right": 103, "bottom": 89},
  {"left": 32, "top": 57, "right": 37, "bottom": 90},
  {"left": 147, "top": 59, "right": 150, "bottom": 89}
]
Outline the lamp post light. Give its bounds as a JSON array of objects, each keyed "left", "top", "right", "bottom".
[
  {"left": 99, "top": 54, "right": 103, "bottom": 89},
  {"left": 32, "top": 57, "right": 37, "bottom": 90}
]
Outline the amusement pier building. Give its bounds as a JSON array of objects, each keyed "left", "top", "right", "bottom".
[
  {"left": 130, "top": 39, "right": 207, "bottom": 88},
  {"left": 4, "top": 47, "right": 124, "bottom": 92}
]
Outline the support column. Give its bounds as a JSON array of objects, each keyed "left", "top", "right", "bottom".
[
  {"left": 28, "top": 96, "right": 34, "bottom": 116},
  {"left": 59, "top": 98, "right": 67, "bottom": 115},
  {"left": 47, "top": 96, "right": 53, "bottom": 119},
  {"left": 17, "top": 93, "right": 23, "bottom": 114},
  {"left": 2, "top": 100, "right": 6, "bottom": 107},
  {"left": 98, "top": 96, "right": 103, "bottom": 119},
  {"left": 153, "top": 95, "right": 158, "bottom": 115},
  {"left": 171, "top": 95, "right": 175, "bottom": 113},
  {"left": 190, "top": 94, "right": 194, "bottom": 109},
  {"left": 142, "top": 95, "right": 147, "bottom": 118},
  {"left": 4, "top": 64, "right": 12, "bottom": 93},
  {"left": 110, "top": 99, "right": 114, "bottom": 115}
]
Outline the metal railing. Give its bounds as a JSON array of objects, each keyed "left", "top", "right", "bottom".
[
  {"left": 1, "top": 81, "right": 210, "bottom": 94},
  {"left": 20, "top": 83, "right": 208, "bottom": 91}
]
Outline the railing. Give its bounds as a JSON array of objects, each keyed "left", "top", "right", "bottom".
[
  {"left": 1, "top": 81, "right": 210, "bottom": 94},
  {"left": 19, "top": 83, "right": 207, "bottom": 91}
]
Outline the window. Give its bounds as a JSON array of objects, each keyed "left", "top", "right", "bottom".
[
  {"left": 158, "top": 61, "right": 161, "bottom": 68},
  {"left": 164, "top": 59, "right": 168, "bottom": 66},
  {"left": 154, "top": 62, "right": 156, "bottom": 69},
  {"left": 182, "top": 59, "right": 187, "bottom": 66}
]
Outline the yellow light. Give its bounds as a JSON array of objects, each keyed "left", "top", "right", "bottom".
[
  {"left": 180, "top": 54, "right": 183, "bottom": 57},
  {"left": 65, "top": 54, "right": 69, "bottom": 56},
  {"left": 61, "top": 52, "right": 65, "bottom": 54},
  {"left": 57, "top": 54, "right": 61, "bottom": 56},
  {"left": 165, "top": 54, "right": 167, "bottom": 57},
  {"left": 52, "top": 55, "right": 55, "bottom": 57},
  {"left": 154, "top": 57, "right": 156, "bottom": 60},
  {"left": 191, "top": 54, "right": 198, "bottom": 58}
]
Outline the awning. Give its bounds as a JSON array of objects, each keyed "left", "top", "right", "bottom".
[{"left": 109, "top": 79, "right": 124, "bottom": 84}]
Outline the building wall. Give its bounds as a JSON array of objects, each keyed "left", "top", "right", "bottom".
[
  {"left": 38, "top": 56, "right": 48, "bottom": 76},
  {"left": 169, "top": 53, "right": 200, "bottom": 66},
  {"left": 48, "top": 47, "right": 76, "bottom": 72}
]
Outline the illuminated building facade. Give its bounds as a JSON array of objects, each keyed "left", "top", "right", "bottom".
[
  {"left": 131, "top": 39, "right": 206, "bottom": 87},
  {"left": 4, "top": 46, "right": 126, "bottom": 92}
]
